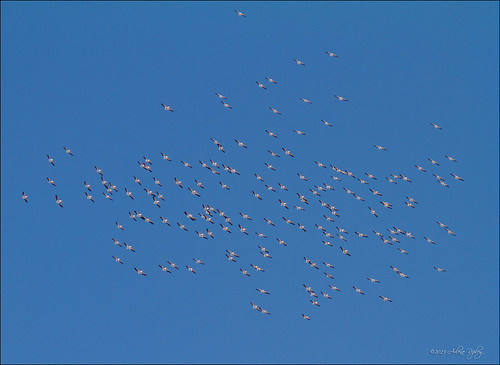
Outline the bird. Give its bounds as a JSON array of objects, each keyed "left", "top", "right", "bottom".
[
  {"left": 265, "top": 77, "right": 277, "bottom": 84},
  {"left": 368, "top": 207, "right": 378, "bottom": 217},
  {"left": 302, "top": 314, "right": 311, "bottom": 320},
  {"left": 186, "top": 265, "right": 196, "bottom": 274},
  {"left": 277, "top": 238, "right": 287, "bottom": 246},
  {"left": 115, "top": 222, "right": 124, "bottom": 230},
  {"left": 450, "top": 173, "right": 464, "bottom": 181},
  {"left": 134, "top": 267, "right": 147, "bottom": 276},
  {"left": 112, "top": 256, "right": 124, "bottom": 264},
  {"left": 84, "top": 192, "right": 94, "bottom": 202},
  {"left": 260, "top": 308, "right": 271, "bottom": 315},
  {"left": 353, "top": 286, "right": 364, "bottom": 295},
  {"left": 215, "top": 92, "right": 227, "bottom": 99},
  {"left": 381, "top": 201, "right": 393, "bottom": 209},
  {"left": 293, "top": 58, "right": 305, "bottom": 65},
  {"left": 374, "top": 145, "right": 387, "bottom": 151},
  {"left": 415, "top": 165, "right": 427, "bottom": 172},
  {"left": 355, "top": 231, "right": 368, "bottom": 238},
  {"left": 265, "top": 130, "right": 278, "bottom": 138},
  {"left": 367, "top": 278, "right": 380, "bottom": 283},
  {"left": 445, "top": 155, "right": 457, "bottom": 162},
  {"left": 340, "top": 246, "right": 351, "bottom": 256},
  {"left": 46, "top": 178, "right": 56, "bottom": 186},
  {"left": 221, "top": 101, "right": 232, "bottom": 109},
  {"left": 282, "top": 148, "right": 294, "bottom": 157},
  {"left": 265, "top": 163, "right": 276, "bottom": 171},
  {"left": 250, "top": 302, "right": 261, "bottom": 311},
  {"left": 250, "top": 264, "right": 264, "bottom": 272},
  {"left": 269, "top": 107, "right": 281, "bottom": 115},
  {"left": 133, "top": 176, "right": 141, "bottom": 185},
  {"left": 256, "top": 288, "right": 270, "bottom": 295},
  {"left": 161, "top": 152, "right": 172, "bottom": 161},
  {"left": 428, "top": 158, "right": 440, "bottom": 166},
  {"left": 321, "top": 119, "right": 333, "bottom": 127},
  {"left": 256, "top": 81, "right": 267, "bottom": 90},
  {"left": 430, "top": 122, "right": 442, "bottom": 130},
  {"left": 434, "top": 266, "right": 447, "bottom": 272},
  {"left": 325, "top": 51, "right": 339, "bottom": 57},
  {"left": 63, "top": 146, "right": 73, "bottom": 156},
  {"left": 167, "top": 261, "right": 179, "bottom": 270},
  {"left": 300, "top": 97, "right": 312, "bottom": 104},
  {"left": 174, "top": 177, "right": 183, "bottom": 188},
  {"left": 46, "top": 154, "right": 55, "bottom": 166},
  {"left": 398, "top": 248, "right": 409, "bottom": 255},
  {"left": 124, "top": 242, "right": 135, "bottom": 252},
  {"left": 293, "top": 129, "right": 306, "bottom": 135},
  {"left": 235, "top": 9, "right": 246, "bottom": 17},
  {"left": 240, "top": 269, "right": 250, "bottom": 276},
  {"left": 310, "top": 300, "right": 320, "bottom": 307},
  {"left": 417, "top": 239, "right": 433, "bottom": 248},
  {"left": 329, "top": 285, "right": 341, "bottom": 292},
  {"left": 219, "top": 182, "right": 230, "bottom": 190},
  {"left": 22, "top": 191, "right": 28, "bottom": 203},
  {"left": 158, "top": 265, "right": 171, "bottom": 273},
  {"left": 334, "top": 95, "right": 348, "bottom": 101},
  {"left": 55, "top": 195, "right": 63, "bottom": 207},
  {"left": 193, "top": 258, "right": 205, "bottom": 265},
  {"left": 235, "top": 139, "right": 247, "bottom": 148},
  {"left": 160, "top": 104, "right": 174, "bottom": 112},
  {"left": 252, "top": 191, "right": 262, "bottom": 200},
  {"left": 379, "top": 296, "right": 393, "bottom": 302}
]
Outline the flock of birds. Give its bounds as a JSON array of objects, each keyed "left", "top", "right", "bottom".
[{"left": 21, "top": 9, "right": 465, "bottom": 320}]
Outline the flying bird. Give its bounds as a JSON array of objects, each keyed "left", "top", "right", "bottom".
[
  {"left": 160, "top": 104, "right": 174, "bottom": 112},
  {"left": 293, "top": 58, "right": 305, "bottom": 65},
  {"left": 334, "top": 95, "right": 348, "bottom": 101}
]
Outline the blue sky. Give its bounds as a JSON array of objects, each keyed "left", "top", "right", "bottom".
[{"left": 1, "top": 1, "right": 498, "bottom": 364}]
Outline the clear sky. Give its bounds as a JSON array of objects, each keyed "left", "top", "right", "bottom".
[{"left": 1, "top": 1, "right": 499, "bottom": 364}]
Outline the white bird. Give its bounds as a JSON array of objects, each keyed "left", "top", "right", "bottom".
[
  {"left": 321, "top": 119, "right": 333, "bottom": 127},
  {"left": 112, "top": 256, "right": 123, "bottom": 264},
  {"left": 134, "top": 267, "right": 146, "bottom": 276},
  {"left": 434, "top": 266, "right": 446, "bottom": 272},
  {"left": 63, "top": 146, "right": 73, "bottom": 156},
  {"left": 265, "top": 77, "right": 277, "bottom": 84},
  {"left": 124, "top": 242, "right": 135, "bottom": 252},
  {"left": 367, "top": 277, "right": 380, "bottom": 283},
  {"left": 269, "top": 107, "right": 281, "bottom": 115},
  {"left": 300, "top": 98, "right": 312, "bottom": 104},
  {"left": 293, "top": 129, "right": 306, "bottom": 135},
  {"left": 334, "top": 95, "right": 348, "bottom": 101},
  {"left": 445, "top": 155, "right": 457, "bottom": 162},
  {"left": 22, "top": 191, "right": 28, "bottom": 203},
  {"left": 340, "top": 246, "right": 351, "bottom": 256},
  {"left": 256, "top": 288, "right": 270, "bottom": 295},
  {"left": 379, "top": 296, "right": 393, "bottom": 302},
  {"left": 256, "top": 81, "right": 267, "bottom": 90},
  {"left": 84, "top": 192, "right": 94, "bottom": 202},
  {"left": 159, "top": 265, "right": 171, "bottom": 273},
  {"left": 293, "top": 58, "right": 305, "bottom": 66},
  {"left": 450, "top": 173, "right": 464, "bottom": 181},
  {"left": 235, "top": 9, "right": 246, "bottom": 17},
  {"left": 353, "top": 286, "right": 364, "bottom": 295},
  {"left": 46, "top": 178, "right": 56, "bottom": 186},
  {"left": 265, "top": 129, "right": 278, "bottom": 138},
  {"left": 430, "top": 123, "right": 442, "bottom": 130},
  {"left": 215, "top": 93, "right": 227, "bottom": 99},
  {"left": 161, "top": 152, "right": 172, "bottom": 161},
  {"left": 221, "top": 101, "right": 232, "bottom": 109},
  {"left": 325, "top": 51, "right": 338, "bottom": 57},
  {"left": 186, "top": 265, "right": 196, "bottom": 274},
  {"left": 302, "top": 314, "right": 311, "bottom": 320},
  {"left": 55, "top": 195, "right": 63, "bottom": 207},
  {"left": 160, "top": 103, "right": 173, "bottom": 112},
  {"left": 47, "top": 154, "right": 55, "bottom": 166},
  {"left": 415, "top": 165, "right": 427, "bottom": 172},
  {"left": 374, "top": 145, "right": 387, "bottom": 151},
  {"left": 250, "top": 302, "right": 261, "bottom": 311}
]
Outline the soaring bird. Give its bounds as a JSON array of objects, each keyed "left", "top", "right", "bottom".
[
  {"left": 112, "top": 256, "right": 124, "bottom": 264},
  {"left": 334, "top": 95, "right": 348, "bottom": 101},
  {"left": 256, "top": 81, "right": 267, "bottom": 90},
  {"left": 379, "top": 296, "right": 393, "bottom": 302},
  {"left": 63, "top": 146, "right": 73, "bottom": 156},
  {"left": 434, "top": 266, "right": 447, "bottom": 272},
  {"left": 293, "top": 58, "right": 306, "bottom": 65},
  {"left": 55, "top": 195, "right": 63, "bottom": 208},
  {"left": 161, "top": 104, "right": 174, "bottom": 111},
  {"left": 321, "top": 119, "right": 333, "bottom": 127},
  {"left": 47, "top": 154, "right": 55, "bottom": 166},
  {"left": 235, "top": 9, "right": 246, "bottom": 17},
  {"left": 22, "top": 191, "right": 28, "bottom": 203},
  {"left": 353, "top": 286, "right": 364, "bottom": 295},
  {"left": 269, "top": 107, "right": 281, "bottom": 115},
  {"left": 215, "top": 93, "right": 227, "bottom": 99},
  {"left": 430, "top": 123, "right": 442, "bottom": 130},
  {"left": 300, "top": 98, "right": 312, "bottom": 104},
  {"left": 325, "top": 51, "right": 339, "bottom": 57},
  {"left": 134, "top": 268, "right": 147, "bottom": 276},
  {"left": 265, "top": 77, "right": 278, "bottom": 84}
]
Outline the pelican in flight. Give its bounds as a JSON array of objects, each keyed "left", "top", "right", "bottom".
[
  {"left": 160, "top": 104, "right": 173, "bottom": 112},
  {"left": 265, "top": 77, "right": 277, "bottom": 84},
  {"left": 269, "top": 107, "right": 281, "bottom": 115},
  {"left": 434, "top": 266, "right": 446, "bottom": 272},
  {"left": 55, "top": 195, "right": 63, "bottom": 207},
  {"left": 256, "top": 81, "right": 267, "bottom": 90},
  {"left": 134, "top": 268, "right": 147, "bottom": 276},
  {"left": 334, "top": 95, "right": 348, "bottom": 101},
  {"left": 325, "top": 51, "right": 338, "bottom": 57},
  {"left": 215, "top": 92, "right": 227, "bottom": 99},
  {"left": 379, "top": 296, "right": 393, "bottom": 302},
  {"left": 430, "top": 123, "right": 442, "bottom": 130},
  {"left": 22, "top": 191, "right": 28, "bottom": 203},
  {"left": 293, "top": 58, "right": 305, "bottom": 66},
  {"left": 235, "top": 9, "right": 246, "bottom": 17},
  {"left": 63, "top": 146, "right": 73, "bottom": 156}
]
